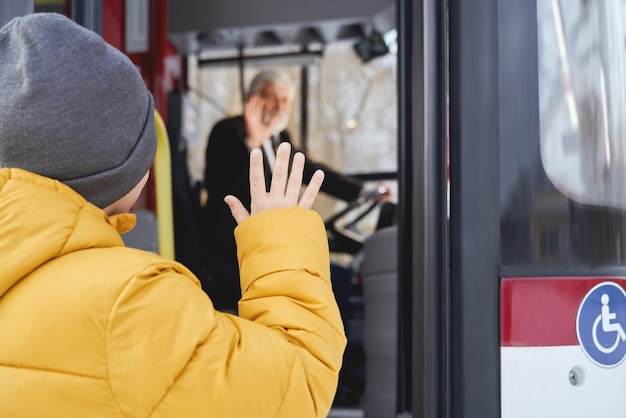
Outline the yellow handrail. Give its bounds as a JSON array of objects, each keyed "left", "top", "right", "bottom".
[{"left": 153, "top": 110, "right": 175, "bottom": 260}]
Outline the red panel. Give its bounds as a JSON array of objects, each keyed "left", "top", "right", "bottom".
[
  {"left": 103, "top": 0, "right": 181, "bottom": 213},
  {"left": 102, "top": 0, "right": 124, "bottom": 51},
  {"left": 500, "top": 277, "right": 626, "bottom": 347}
]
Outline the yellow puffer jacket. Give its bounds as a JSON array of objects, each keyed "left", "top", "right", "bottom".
[{"left": 0, "top": 168, "right": 346, "bottom": 418}]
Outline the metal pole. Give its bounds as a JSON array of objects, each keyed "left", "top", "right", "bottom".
[
  {"left": 396, "top": 0, "right": 414, "bottom": 414},
  {"left": 238, "top": 45, "right": 246, "bottom": 108},
  {"left": 300, "top": 65, "right": 309, "bottom": 152},
  {"left": 398, "top": 0, "right": 448, "bottom": 416},
  {"left": 449, "top": 0, "right": 500, "bottom": 416}
]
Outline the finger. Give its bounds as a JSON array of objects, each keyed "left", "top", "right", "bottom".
[
  {"left": 248, "top": 148, "right": 266, "bottom": 214},
  {"left": 253, "top": 96, "right": 266, "bottom": 114},
  {"left": 246, "top": 94, "right": 260, "bottom": 104},
  {"left": 298, "top": 169, "right": 324, "bottom": 209},
  {"left": 244, "top": 96, "right": 257, "bottom": 113},
  {"left": 285, "top": 152, "right": 305, "bottom": 203},
  {"left": 245, "top": 96, "right": 262, "bottom": 115},
  {"left": 224, "top": 195, "right": 250, "bottom": 224},
  {"left": 269, "top": 142, "right": 291, "bottom": 199}
]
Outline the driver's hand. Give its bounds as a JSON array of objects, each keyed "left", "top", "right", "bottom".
[
  {"left": 243, "top": 95, "right": 274, "bottom": 149},
  {"left": 225, "top": 142, "right": 325, "bottom": 224},
  {"left": 374, "top": 181, "right": 393, "bottom": 202}
]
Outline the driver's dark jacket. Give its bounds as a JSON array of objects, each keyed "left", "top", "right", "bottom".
[{"left": 202, "top": 115, "right": 363, "bottom": 267}]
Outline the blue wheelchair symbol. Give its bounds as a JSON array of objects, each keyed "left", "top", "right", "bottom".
[{"left": 576, "top": 282, "right": 626, "bottom": 367}]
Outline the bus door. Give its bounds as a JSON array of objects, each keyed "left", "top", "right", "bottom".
[
  {"left": 498, "top": 1, "right": 626, "bottom": 417},
  {"left": 408, "top": 0, "right": 626, "bottom": 417}
]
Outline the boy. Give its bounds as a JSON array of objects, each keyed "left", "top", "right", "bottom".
[{"left": 0, "top": 13, "right": 345, "bottom": 417}]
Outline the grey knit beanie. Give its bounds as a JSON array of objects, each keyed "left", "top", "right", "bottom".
[{"left": 0, "top": 13, "right": 157, "bottom": 208}]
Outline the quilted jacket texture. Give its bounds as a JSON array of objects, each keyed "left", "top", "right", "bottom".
[{"left": 0, "top": 168, "right": 346, "bottom": 418}]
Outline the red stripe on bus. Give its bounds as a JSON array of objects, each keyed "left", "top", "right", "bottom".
[{"left": 500, "top": 277, "right": 626, "bottom": 347}]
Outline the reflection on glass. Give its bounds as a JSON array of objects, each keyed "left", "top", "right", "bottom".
[
  {"left": 500, "top": 0, "right": 626, "bottom": 268},
  {"left": 538, "top": 0, "right": 626, "bottom": 210}
]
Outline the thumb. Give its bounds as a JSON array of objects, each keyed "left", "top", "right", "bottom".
[{"left": 224, "top": 195, "right": 250, "bottom": 224}]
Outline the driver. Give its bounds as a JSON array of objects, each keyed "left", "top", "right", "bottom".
[{"left": 201, "top": 70, "right": 366, "bottom": 312}]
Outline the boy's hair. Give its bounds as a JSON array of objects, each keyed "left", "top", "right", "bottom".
[{"left": 0, "top": 13, "right": 157, "bottom": 208}]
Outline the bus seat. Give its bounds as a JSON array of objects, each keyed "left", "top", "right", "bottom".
[{"left": 361, "top": 225, "right": 398, "bottom": 418}]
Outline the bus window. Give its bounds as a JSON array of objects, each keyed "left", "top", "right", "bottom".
[
  {"left": 500, "top": 0, "right": 626, "bottom": 267},
  {"left": 185, "top": 40, "right": 397, "bottom": 220},
  {"left": 537, "top": 0, "right": 626, "bottom": 212}
]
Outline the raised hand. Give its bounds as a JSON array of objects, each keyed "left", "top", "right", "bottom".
[
  {"left": 225, "top": 142, "right": 325, "bottom": 224},
  {"left": 243, "top": 95, "right": 274, "bottom": 149}
]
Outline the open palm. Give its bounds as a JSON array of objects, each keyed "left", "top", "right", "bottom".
[{"left": 225, "top": 142, "right": 325, "bottom": 224}]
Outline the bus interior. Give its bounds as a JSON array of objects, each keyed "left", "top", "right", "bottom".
[{"left": 165, "top": 1, "right": 401, "bottom": 415}]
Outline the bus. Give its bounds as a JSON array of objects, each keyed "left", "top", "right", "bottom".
[{"left": 4, "top": 0, "right": 626, "bottom": 416}]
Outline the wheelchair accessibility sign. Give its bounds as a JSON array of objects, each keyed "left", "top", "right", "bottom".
[{"left": 576, "top": 282, "right": 626, "bottom": 367}]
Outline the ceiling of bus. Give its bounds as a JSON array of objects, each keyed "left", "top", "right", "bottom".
[{"left": 167, "top": 0, "right": 396, "bottom": 56}]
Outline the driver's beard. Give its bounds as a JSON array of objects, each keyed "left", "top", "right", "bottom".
[
  {"left": 264, "top": 110, "right": 289, "bottom": 134},
  {"left": 273, "top": 117, "right": 289, "bottom": 134}
]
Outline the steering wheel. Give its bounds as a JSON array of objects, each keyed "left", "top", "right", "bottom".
[{"left": 325, "top": 185, "right": 394, "bottom": 254}]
